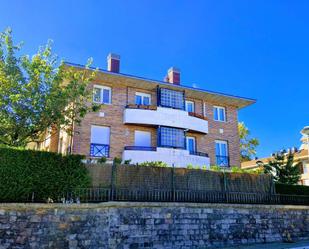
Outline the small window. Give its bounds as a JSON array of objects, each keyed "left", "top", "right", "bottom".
[
  {"left": 135, "top": 92, "right": 151, "bottom": 105},
  {"left": 185, "top": 100, "right": 195, "bottom": 113},
  {"left": 93, "top": 85, "right": 112, "bottom": 104},
  {"left": 213, "top": 106, "right": 226, "bottom": 122},
  {"left": 186, "top": 136, "right": 196, "bottom": 154}
]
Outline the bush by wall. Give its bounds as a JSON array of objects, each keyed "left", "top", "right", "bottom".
[
  {"left": 275, "top": 183, "right": 309, "bottom": 195},
  {"left": 0, "top": 147, "right": 90, "bottom": 202}
]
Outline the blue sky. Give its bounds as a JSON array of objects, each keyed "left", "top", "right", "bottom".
[{"left": 1, "top": 0, "right": 308, "bottom": 157}]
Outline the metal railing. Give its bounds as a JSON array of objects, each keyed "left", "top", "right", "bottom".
[
  {"left": 61, "top": 187, "right": 309, "bottom": 206},
  {"left": 125, "top": 104, "right": 157, "bottom": 110},
  {"left": 124, "top": 146, "right": 157, "bottom": 151},
  {"left": 216, "top": 155, "right": 229, "bottom": 167},
  {"left": 189, "top": 151, "right": 209, "bottom": 157},
  {"left": 90, "top": 143, "right": 110, "bottom": 157}
]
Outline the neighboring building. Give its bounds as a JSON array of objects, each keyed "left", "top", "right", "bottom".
[
  {"left": 241, "top": 127, "right": 309, "bottom": 185},
  {"left": 41, "top": 53, "right": 255, "bottom": 168}
]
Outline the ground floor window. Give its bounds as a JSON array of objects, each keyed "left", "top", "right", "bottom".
[
  {"left": 90, "top": 125, "right": 110, "bottom": 157},
  {"left": 215, "top": 140, "right": 229, "bottom": 166}
]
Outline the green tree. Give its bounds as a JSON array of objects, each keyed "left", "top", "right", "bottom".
[
  {"left": 0, "top": 28, "right": 98, "bottom": 147},
  {"left": 238, "top": 122, "right": 259, "bottom": 162},
  {"left": 264, "top": 152, "right": 301, "bottom": 185}
]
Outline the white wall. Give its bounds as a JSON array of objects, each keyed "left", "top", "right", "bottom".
[
  {"left": 123, "top": 147, "right": 210, "bottom": 168},
  {"left": 124, "top": 107, "right": 208, "bottom": 134}
]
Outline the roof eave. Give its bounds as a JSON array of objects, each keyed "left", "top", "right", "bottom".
[{"left": 64, "top": 61, "right": 256, "bottom": 109}]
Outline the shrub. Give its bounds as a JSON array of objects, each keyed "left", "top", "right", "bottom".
[
  {"left": 0, "top": 147, "right": 91, "bottom": 202},
  {"left": 231, "top": 166, "right": 245, "bottom": 173},
  {"left": 113, "top": 157, "right": 122, "bottom": 164},
  {"left": 186, "top": 164, "right": 194, "bottom": 169},
  {"left": 124, "top": 159, "right": 132, "bottom": 165},
  {"left": 98, "top": 157, "right": 107, "bottom": 164},
  {"left": 210, "top": 165, "right": 222, "bottom": 172},
  {"left": 139, "top": 161, "right": 168, "bottom": 167},
  {"left": 275, "top": 183, "right": 309, "bottom": 195}
]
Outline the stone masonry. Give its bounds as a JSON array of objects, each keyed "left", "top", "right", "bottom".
[{"left": 1, "top": 202, "right": 309, "bottom": 249}]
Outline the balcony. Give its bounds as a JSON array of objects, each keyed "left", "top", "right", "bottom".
[
  {"left": 123, "top": 106, "right": 208, "bottom": 134},
  {"left": 123, "top": 146, "right": 210, "bottom": 168}
]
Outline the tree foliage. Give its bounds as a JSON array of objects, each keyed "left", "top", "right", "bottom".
[
  {"left": 0, "top": 28, "right": 98, "bottom": 147},
  {"left": 264, "top": 152, "right": 301, "bottom": 185},
  {"left": 238, "top": 122, "right": 259, "bottom": 162}
]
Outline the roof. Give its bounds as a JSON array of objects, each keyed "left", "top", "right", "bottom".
[
  {"left": 241, "top": 149, "right": 309, "bottom": 169},
  {"left": 64, "top": 62, "right": 256, "bottom": 109}
]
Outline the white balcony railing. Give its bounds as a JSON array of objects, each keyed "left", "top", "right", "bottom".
[
  {"left": 122, "top": 147, "right": 210, "bottom": 168},
  {"left": 123, "top": 106, "right": 208, "bottom": 133}
]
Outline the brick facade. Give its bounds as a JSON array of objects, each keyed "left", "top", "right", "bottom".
[{"left": 62, "top": 70, "right": 245, "bottom": 167}]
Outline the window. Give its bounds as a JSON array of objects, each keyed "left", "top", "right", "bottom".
[
  {"left": 93, "top": 85, "right": 112, "bottom": 104},
  {"left": 214, "top": 106, "right": 226, "bottom": 122},
  {"left": 215, "top": 140, "right": 228, "bottom": 166},
  {"left": 159, "top": 126, "right": 185, "bottom": 149},
  {"left": 185, "top": 101, "right": 195, "bottom": 113},
  {"left": 90, "top": 125, "right": 110, "bottom": 157},
  {"left": 134, "top": 131, "right": 151, "bottom": 147},
  {"left": 135, "top": 92, "right": 151, "bottom": 105},
  {"left": 186, "top": 136, "right": 196, "bottom": 153},
  {"left": 159, "top": 87, "right": 185, "bottom": 110}
]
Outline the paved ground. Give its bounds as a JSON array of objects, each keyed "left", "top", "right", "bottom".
[{"left": 220, "top": 241, "right": 309, "bottom": 249}]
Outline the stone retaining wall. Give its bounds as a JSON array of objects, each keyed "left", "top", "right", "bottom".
[{"left": 0, "top": 202, "right": 309, "bottom": 249}]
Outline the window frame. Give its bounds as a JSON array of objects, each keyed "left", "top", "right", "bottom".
[
  {"left": 135, "top": 92, "right": 151, "bottom": 105},
  {"left": 186, "top": 136, "right": 196, "bottom": 153},
  {"left": 185, "top": 100, "right": 195, "bottom": 113},
  {"left": 158, "top": 87, "right": 185, "bottom": 110},
  {"left": 215, "top": 140, "right": 229, "bottom": 166},
  {"left": 215, "top": 140, "right": 228, "bottom": 156},
  {"left": 93, "top": 84, "right": 112, "bottom": 104},
  {"left": 134, "top": 130, "right": 152, "bottom": 147},
  {"left": 158, "top": 126, "right": 185, "bottom": 149},
  {"left": 213, "top": 106, "right": 226, "bottom": 122}
]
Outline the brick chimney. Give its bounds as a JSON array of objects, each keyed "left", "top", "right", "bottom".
[
  {"left": 107, "top": 53, "right": 120, "bottom": 73},
  {"left": 166, "top": 67, "right": 180, "bottom": 85}
]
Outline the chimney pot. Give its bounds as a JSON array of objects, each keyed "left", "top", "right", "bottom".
[
  {"left": 107, "top": 53, "right": 120, "bottom": 73},
  {"left": 167, "top": 67, "right": 180, "bottom": 85}
]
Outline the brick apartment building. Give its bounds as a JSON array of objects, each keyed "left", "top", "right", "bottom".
[{"left": 41, "top": 53, "right": 255, "bottom": 168}]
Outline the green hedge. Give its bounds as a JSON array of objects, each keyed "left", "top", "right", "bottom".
[
  {"left": 0, "top": 147, "right": 90, "bottom": 202},
  {"left": 275, "top": 183, "right": 309, "bottom": 195}
]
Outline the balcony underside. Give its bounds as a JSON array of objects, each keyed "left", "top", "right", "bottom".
[
  {"left": 123, "top": 147, "right": 210, "bottom": 168},
  {"left": 123, "top": 107, "right": 208, "bottom": 134}
]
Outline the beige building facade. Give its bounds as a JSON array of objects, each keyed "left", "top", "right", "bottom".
[
  {"left": 241, "top": 127, "right": 309, "bottom": 185},
  {"left": 43, "top": 53, "right": 255, "bottom": 168}
]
